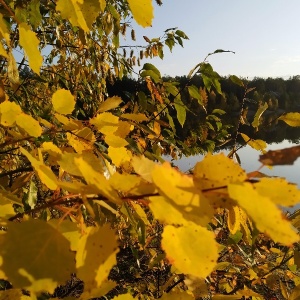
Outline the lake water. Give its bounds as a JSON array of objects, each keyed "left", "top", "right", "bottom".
[
  {"left": 170, "top": 140, "right": 300, "bottom": 187},
  {"left": 167, "top": 140, "right": 300, "bottom": 211}
]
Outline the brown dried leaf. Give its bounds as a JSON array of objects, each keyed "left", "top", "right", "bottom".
[{"left": 259, "top": 145, "right": 300, "bottom": 166}]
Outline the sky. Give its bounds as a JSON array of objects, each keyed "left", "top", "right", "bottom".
[{"left": 125, "top": 0, "right": 300, "bottom": 79}]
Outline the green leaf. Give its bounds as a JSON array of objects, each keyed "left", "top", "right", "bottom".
[
  {"left": 174, "top": 98, "right": 186, "bottom": 127},
  {"left": 142, "top": 63, "right": 161, "bottom": 78},
  {"left": 212, "top": 109, "right": 226, "bottom": 115},
  {"left": 175, "top": 29, "right": 189, "bottom": 39},
  {"left": 28, "top": 0, "right": 42, "bottom": 29},
  {"left": 0, "top": 219, "right": 76, "bottom": 293},
  {"left": 26, "top": 180, "right": 37, "bottom": 209},
  {"left": 278, "top": 112, "right": 300, "bottom": 127},
  {"left": 187, "top": 85, "right": 200, "bottom": 100},
  {"left": 229, "top": 75, "right": 244, "bottom": 87}
]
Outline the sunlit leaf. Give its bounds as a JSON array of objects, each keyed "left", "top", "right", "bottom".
[
  {"left": 0, "top": 101, "right": 22, "bottom": 126},
  {"left": 240, "top": 133, "right": 267, "bottom": 154},
  {"left": 20, "top": 148, "right": 58, "bottom": 190},
  {"left": 121, "top": 113, "right": 149, "bottom": 122},
  {"left": 162, "top": 223, "right": 218, "bottom": 278},
  {"left": 105, "top": 134, "right": 128, "bottom": 147},
  {"left": 193, "top": 153, "right": 247, "bottom": 190},
  {"left": 227, "top": 205, "right": 241, "bottom": 234},
  {"left": 56, "top": 0, "right": 88, "bottom": 31},
  {"left": 228, "top": 182, "right": 299, "bottom": 245},
  {"left": 90, "top": 112, "right": 119, "bottom": 134},
  {"left": 152, "top": 162, "right": 214, "bottom": 226},
  {"left": 16, "top": 113, "right": 43, "bottom": 137},
  {"left": 19, "top": 23, "right": 42, "bottom": 74},
  {"left": 98, "top": 96, "right": 122, "bottom": 112},
  {"left": 279, "top": 112, "right": 300, "bottom": 127},
  {"left": 79, "top": 0, "right": 107, "bottom": 29},
  {"left": 252, "top": 102, "right": 268, "bottom": 128},
  {"left": 108, "top": 146, "right": 132, "bottom": 167},
  {"left": 254, "top": 177, "right": 300, "bottom": 207},
  {"left": 0, "top": 219, "right": 75, "bottom": 293},
  {"left": 52, "top": 89, "right": 75, "bottom": 115},
  {"left": 127, "top": 0, "right": 154, "bottom": 27},
  {"left": 76, "top": 225, "right": 119, "bottom": 292},
  {"left": 74, "top": 157, "right": 121, "bottom": 204},
  {"left": 132, "top": 155, "right": 157, "bottom": 182}
]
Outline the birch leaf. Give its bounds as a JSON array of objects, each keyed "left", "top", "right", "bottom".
[
  {"left": 193, "top": 153, "right": 247, "bottom": 190},
  {"left": 162, "top": 223, "right": 218, "bottom": 278},
  {"left": 279, "top": 112, "right": 300, "bottom": 127},
  {"left": 16, "top": 113, "right": 43, "bottom": 137},
  {"left": 19, "top": 23, "right": 43, "bottom": 74},
  {"left": 98, "top": 96, "right": 122, "bottom": 112},
  {"left": 76, "top": 225, "right": 118, "bottom": 291},
  {"left": 52, "top": 89, "right": 75, "bottom": 115},
  {"left": 228, "top": 182, "right": 299, "bottom": 245},
  {"left": 127, "top": 0, "right": 154, "bottom": 27},
  {"left": 0, "top": 101, "right": 22, "bottom": 126}
]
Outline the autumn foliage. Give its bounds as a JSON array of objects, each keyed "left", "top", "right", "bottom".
[{"left": 1, "top": 1, "right": 300, "bottom": 300}]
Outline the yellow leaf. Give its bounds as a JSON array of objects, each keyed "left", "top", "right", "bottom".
[
  {"left": 160, "top": 290, "right": 195, "bottom": 300},
  {"left": 7, "top": 51, "right": 19, "bottom": 84},
  {"left": 79, "top": 0, "right": 107, "bottom": 29},
  {"left": 48, "top": 219, "right": 81, "bottom": 252},
  {"left": 132, "top": 155, "right": 156, "bottom": 182},
  {"left": 67, "top": 127, "right": 95, "bottom": 153},
  {"left": 90, "top": 112, "right": 119, "bottom": 135},
  {"left": 0, "top": 289, "right": 31, "bottom": 299},
  {"left": 240, "top": 133, "right": 267, "bottom": 154},
  {"left": 76, "top": 225, "right": 119, "bottom": 290},
  {"left": 228, "top": 182, "right": 299, "bottom": 245},
  {"left": 0, "top": 101, "right": 22, "bottom": 126},
  {"left": 56, "top": 0, "right": 88, "bottom": 31},
  {"left": 0, "top": 43, "right": 7, "bottom": 58},
  {"left": 74, "top": 157, "right": 121, "bottom": 204},
  {"left": 162, "top": 223, "right": 218, "bottom": 278},
  {"left": 279, "top": 112, "right": 300, "bottom": 127},
  {"left": 109, "top": 173, "right": 141, "bottom": 193},
  {"left": 42, "top": 142, "right": 62, "bottom": 160},
  {"left": 55, "top": 113, "right": 83, "bottom": 130},
  {"left": 227, "top": 205, "right": 241, "bottom": 234},
  {"left": 127, "top": 0, "right": 154, "bottom": 27},
  {"left": 113, "top": 294, "right": 135, "bottom": 300},
  {"left": 52, "top": 89, "right": 75, "bottom": 115},
  {"left": 114, "top": 121, "right": 133, "bottom": 138},
  {"left": 152, "top": 162, "right": 214, "bottom": 226},
  {"left": 0, "top": 220, "right": 75, "bottom": 293},
  {"left": 20, "top": 148, "right": 58, "bottom": 190},
  {"left": 19, "top": 23, "right": 42, "bottom": 74},
  {"left": 0, "top": 14, "right": 10, "bottom": 44},
  {"left": 80, "top": 279, "right": 116, "bottom": 300},
  {"left": 254, "top": 177, "right": 300, "bottom": 207},
  {"left": 108, "top": 146, "right": 132, "bottom": 167},
  {"left": 121, "top": 113, "right": 149, "bottom": 122},
  {"left": 193, "top": 153, "right": 247, "bottom": 190},
  {"left": 16, "top": 113, "right": 42, "bottom": 137},
  {"left": 105, "top": 134, "right": 128, "bottom": 147},
  {"left": 149, "top": 196, "right": 188, "bottom": 226},
  {"left": 98, "top": 96, "right": 122, "bottom": 113}
]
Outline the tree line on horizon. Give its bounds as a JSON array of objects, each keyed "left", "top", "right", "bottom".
[{"left": 106, "top": 74, "right": 300, "bottom": 154}]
